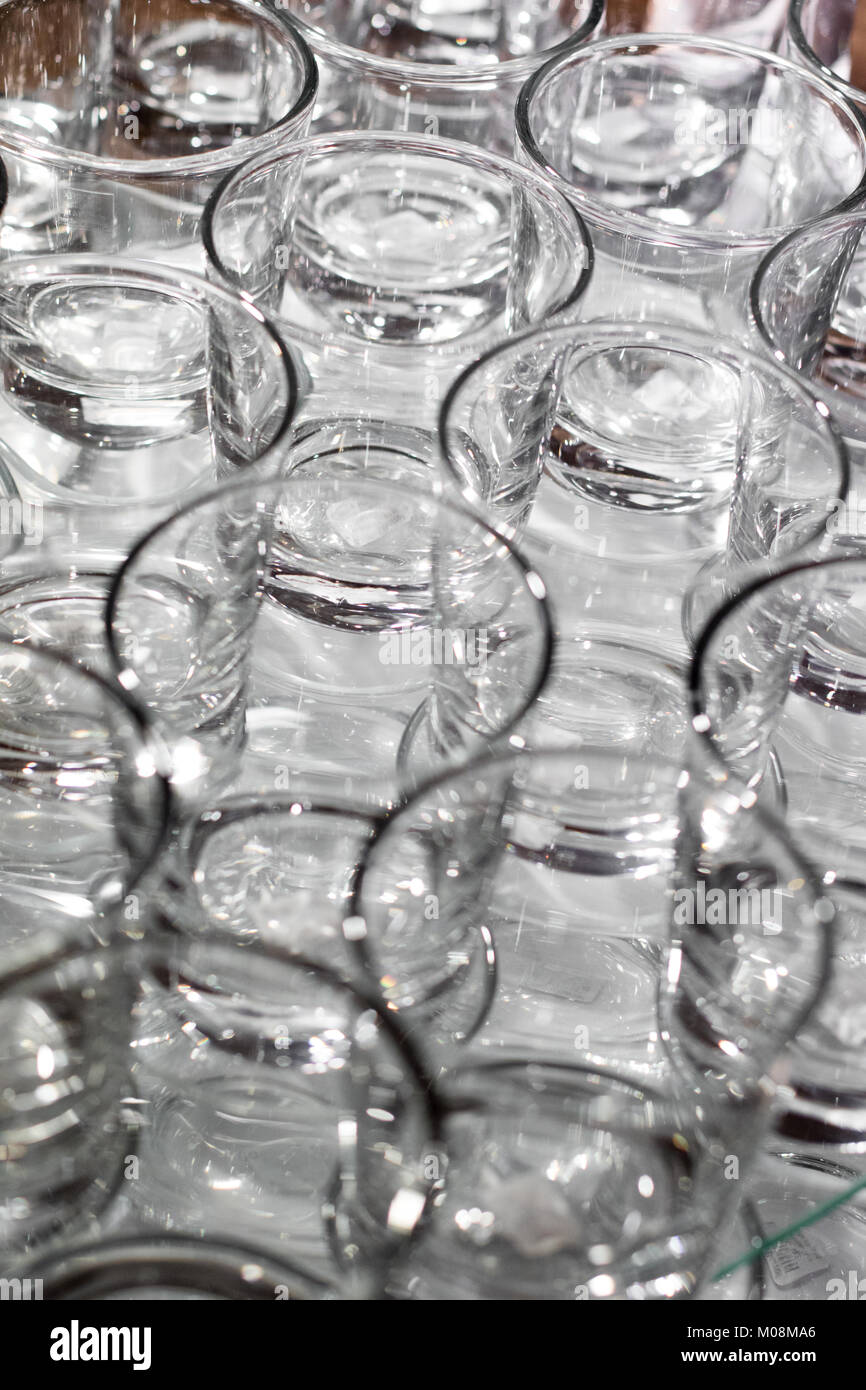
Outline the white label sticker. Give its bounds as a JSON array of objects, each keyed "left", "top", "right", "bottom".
[{"left": 765, "top": 1231, "right": 830, "bottom": 1289}]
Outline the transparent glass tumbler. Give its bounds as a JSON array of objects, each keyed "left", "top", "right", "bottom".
[
  {"left": 386, "top": 1060, "right": 760, "bottom": 1300},
  {"left": 351, "top": 744, "right": 832, "bottom": 1089},
  {"left": 690, "top": 546, "right": 866, "bottom": 1148},
  {"left": 204, "top": 131, "right": 592, "bottom": 440},
  {"left": 752, "top": 207, "right": 866, "bottom": 537},
  {"left": 129, "top": 937, "right": 438, "bottom": 1288},
  {"left": 106, "top": 463, "right": 552, "bottom": 809},
  {"left": 515, "top": 35, "right": 866, "bottom": 335},
  {"left": 274, "top": 0, "right": 603, "bottom": 150},
  {"left": 0, "top": 637, "right": 170, "bottom": 940},
  {"left": 440, "top": 319, "right": 850, "bottom": 674},
  {"left": 0, "top": 0, "right": 317, "bottom": 265},
  {"left": 0, "top": 929, "right": 141, "bottom": 1260},
  {"left": 0, "top": 254, "right": 295, "bottom": 552}
]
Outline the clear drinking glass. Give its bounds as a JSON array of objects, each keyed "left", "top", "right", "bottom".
[
  {"left": 351, "top": 746, "right": 679, "bottom": 1072},
  {"left": 385, "top": 1060, "right": 760, "bottom": 1300},
  {"left": 16, "top": 1233, "right": 341, "bottom": 1299},
  {"left": 203, "top": 130, "right": 592, "bottom": 442},
  {"left": 0, "top": 927, "right": 141, "bottom": 1258},
  {"left": 439, "top": 319, "right": 850, "bottom": 687},
  {"left": 129, "top": 935, "right": 438, "bottom": 1288},
  {"left": 752, "top": 207, "right": 866, "bottom": 536},
  {"left": 0, "top": 0, "right": 317, "bottom": 266},
  {"left": 605, "top": 0, "right": 789, "bottom": 49},
  {"left": 0, "top": 637, "right": 170, "bottom": 941},
  {"left": 159, "top": 789, "right": 494, "bottom": 1104},
  {"left": 0, "top": 254, "right": 295, "bottom": 553},
  {"left": 690, "top": 546, "right": 866, "bottom": 1148},
  {"left": 787, "top": 0, "right": 866, "bottom": 116},
  {"left": 272, "top": 0, "right": 603, "bottom": 150},
  {"left": 105, "top": 464, "right": 552, "bottom": 809},
  {"left": 515, "top": 35, "right": 866, "bottom": 336},
  {"left": 351, "top": 744, "right": 833, "bottom": 1086}
]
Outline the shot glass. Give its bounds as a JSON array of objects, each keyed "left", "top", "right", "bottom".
[
  {"left": 105, "top": 462, "right": 552, "bottom": 808},
  {"left": 15, "top": 1233, "right": 340, "bottom": 1300},
  {"left": 752, "top": 207, "right": 866, "bottom": 534},
  {"left": 662, "top": 764, "right": 835, "bottom": 1128},
  {"left": 0, "top": 254, "right": 295, "bottom": 553},
  {"left": 605, "top": 0, "right": 788, "bottom": 49},
  {"left": 350, "top": 745, "right": 832, "bottom": 1088},
  {"left": 440, "top": 319, "right": 849, "bottom": 678},
  {"left": 0, "top": 925, "right": 141, "bottom": 1258},
  {"left": 787, "top": 0, "right": 866, "bottom": 116},
  {"left": 351, "top": 746, "right": 678, "bottom": 1072},
  {"left": 0, "top": 638, "right": 170, "bottom": 937},
  {"left": 274, "top": 0, "right": 603, "bottom": 150},
  {"left": 203, "top": 130, "right": 591, "bottom": 437},
  {"left": 0, "top": 0, "right": 317, "bottom": 265},
  {"left": 129, "top": 936, "right": 439, "bottom": 1287},
  {"left": 691, "top": 547, "right": 866, "bottom": 846},
  {"left": 690, "top": 546, "right": 866, "bottom": 1147},
  {"left": 385, "top": 1060, "right": 759, "bottom": 1300},
  {"left": 515, "top": 35, "right": 866, "bottom": 336}
]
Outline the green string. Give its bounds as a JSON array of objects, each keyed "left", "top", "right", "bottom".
[{"left": 712, "top": 1171, "right": 866, "bottom": 1283}]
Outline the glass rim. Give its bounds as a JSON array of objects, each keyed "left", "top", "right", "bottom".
[
  {"left": 686, "top": 552, "right": 857, "bottom": 1033},
  {"left": 750, "top": 205, "right": 866, "bottom": 360},
  {"left": 0, "top": 914, "right": 143, "bottom": 992},
  {"left": 187, "top": 790, "right": 386, "bottom": 845},
  {"left": 103, "top": 465, "right": 555, "bottom": 754},
  {"left": 202, "top": 127, "right": 595, "bottom": 330},
  {"left": 356, "top": 740, "right": 695, "bottom": 815},
  {"left": 0, "top": 0, "right": 319, "bottom": 177},
  {"left": 353, "top": 737, "right": 837, "bottom": 1122},
  {"left": 0, "top": 633, "right": 173, "bottom": 894},
  {"left": 439, "top": 315, "right": 851, "bottom": 529},
  {"left": 515, "top": 32, "right": 866, "bottom": 250},
  {"left": 15, "top": 1231, "right": 338, "bottom": 1299},
  {"left": 354, "top": 738, "right": 837, "bottom": 928},
  {"left": 138, "top": 935, "right": 447, "bottom": 1140},
  {"left": 285, "top": 0, "right": 604, "bottom": 85},
  {"left": 0, "top": 251, "right": 298, "bottom": 483},
  {"left": 436, "top": 1057, "right": 678, "bottom": 1133},
  {"left": 689, "top": 547, "right": 866, "bottom": 967},
  {"left": 182, "top": 792, "right": 386, "bottom": 892},
  {"left": 787, "top": 0, "right": 866, "bottom": 107}
]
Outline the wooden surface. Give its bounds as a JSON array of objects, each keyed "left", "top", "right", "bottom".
[
  {"left": 605, "top": 0, "right": 652, "bottom": 30},
  {"left": 851, "top": 0, "right": 866, "bottom": 91}
]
